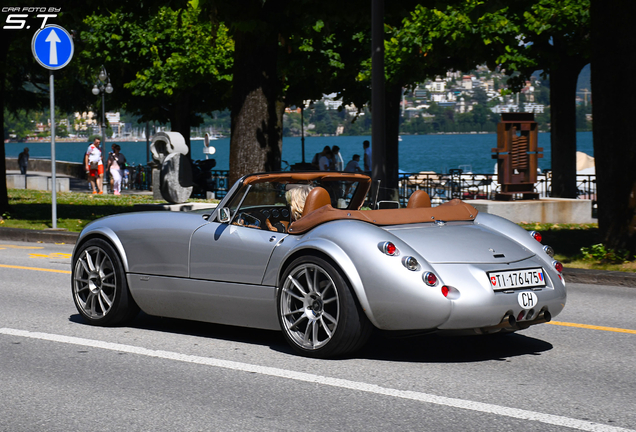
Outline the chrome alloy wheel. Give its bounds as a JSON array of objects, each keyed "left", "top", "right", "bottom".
[
  {"left": 280, "top": 263, "right": 340, "bottom": 350},
  {"left": 73, "top": 246, "right": 117, "bottom": 319}
]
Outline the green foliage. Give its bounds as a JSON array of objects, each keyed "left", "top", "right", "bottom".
[
  {"left": 81, "top": 4, "right": 234, "bottom": 126},
  {"left": 581, "top": 244, "right": 631, "bottom": 264}
]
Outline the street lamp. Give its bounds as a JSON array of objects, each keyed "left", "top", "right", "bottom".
[{"left": 92, "top": 66, "right": 113, "bottom": 146}]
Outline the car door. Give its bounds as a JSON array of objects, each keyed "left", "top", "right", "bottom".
[{"left": 189, "top": 221, "right": 286, "bottom": 284}]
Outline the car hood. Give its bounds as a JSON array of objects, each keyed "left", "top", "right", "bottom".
[{"left": 384, "top": 222, "right": 535, "bottom": 264}]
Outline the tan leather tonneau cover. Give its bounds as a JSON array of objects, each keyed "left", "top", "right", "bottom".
[{"left": 288, "top": 199, "right": 478, "bottom": 234}]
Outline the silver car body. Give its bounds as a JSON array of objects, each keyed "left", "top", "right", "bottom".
[{"left": 73, "top": 172, "right": 566, "bottom": 334}]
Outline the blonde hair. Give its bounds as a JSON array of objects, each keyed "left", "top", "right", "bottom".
[{"left": 288, "top": 185, "right": 314, "bottom": 221}]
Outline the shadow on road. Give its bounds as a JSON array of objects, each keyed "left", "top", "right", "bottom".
[
  {"left": 358, "top": 331, "right": 553, "bottom": 363},
  {"left": 68, "top": 313, "right": 552, "bottom": 362}
]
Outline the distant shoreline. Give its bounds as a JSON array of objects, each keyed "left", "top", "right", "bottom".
[{"left": 5, "top": 131, "right": 504, "bottom": 145}]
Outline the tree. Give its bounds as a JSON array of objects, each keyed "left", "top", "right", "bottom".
[
  {"left": 518, "top": 0, "right": 591, "bottom": 197},
  {"left": 1, "top": 0, "right": 89, "bottom": 215},
  {"left": 81, "top": 5, "right": 234, "bottom": 153},
  {"left": 207, "top": 0, "right": 378, "bottom": 184},
  {"left": 591, "top": 0, "right": 636, "bottom": 253}
]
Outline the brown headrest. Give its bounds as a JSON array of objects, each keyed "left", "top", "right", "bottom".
[
  {"left": 302, "top": 187, "right": 332, "bottom": 217},
  {"left": 406, "top": 190, "right": 431, "bottom": 209}
]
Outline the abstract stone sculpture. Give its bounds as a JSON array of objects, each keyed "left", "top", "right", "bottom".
[
  {"left": 160, "top": 153, "right": 193, "bottom": 204},
  {"left": 150, "top": 131, "right": 189, "bottom": 166}
]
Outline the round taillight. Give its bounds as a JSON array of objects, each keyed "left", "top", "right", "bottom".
[
  {"left": 543, "top": 245, "right": 555, "bottom": 257},
  {"left": 423, "top": 271, "right": 438, "bottom": 286},
  {"left": 383, "top": 241, "right": 398, "bottom": 256},
  {"left": 530, "top": 231, "right": 542, "bottom": 243},
  {"left": 553, "top": 260, "right": 563, "bottom": 273},
  {"left": 441, "top": 286, "right": 449, "bottom": 297}
]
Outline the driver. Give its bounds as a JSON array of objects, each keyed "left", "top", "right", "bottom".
[{"left": 266, "top": 185, "right": 313, "bottom": 232}]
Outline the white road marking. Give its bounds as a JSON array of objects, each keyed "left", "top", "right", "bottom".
[{"left": 1, "top": 327, "right": 633, "bottom": 432}]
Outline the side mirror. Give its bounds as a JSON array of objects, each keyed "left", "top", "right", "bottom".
[{"left": 218, "top": 207, "right": 231, "bottom": 223}]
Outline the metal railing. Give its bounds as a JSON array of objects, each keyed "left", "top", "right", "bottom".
[{"left": 397, "top": 171, "right": 597, "bottom": 207}]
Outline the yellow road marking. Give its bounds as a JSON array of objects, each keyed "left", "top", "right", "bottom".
[
  {"left": 0, "top": 245, "right": 44, "bottom": 249},
  {"left": 0, "top": 264, "right": 71, "bottom": 274},
  {"left": 29, "top": 252, "right": 72, "bottom": 259},
  {"left": 549, "top": 321, "right": 636, "bottom": 335}
]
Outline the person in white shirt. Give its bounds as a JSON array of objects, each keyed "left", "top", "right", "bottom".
[
  {"left": 106, "top": 144, "right": 126, "bottom": 195},
  {"left": 84, "top": 138, "right": 104, "bottom": 194},
  {"left": 319, "top": 148, "right": 333, "bottom": 171},
  {"left": 344, "top": 154, "right": 363, "bottom": 172}
]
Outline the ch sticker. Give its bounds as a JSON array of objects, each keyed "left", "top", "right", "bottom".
[{"left": 517, "top": 291, "right": 538, "bottom": 310}]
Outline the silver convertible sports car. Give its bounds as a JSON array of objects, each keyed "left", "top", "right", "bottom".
[{"left": 72, "top": 171, "right": 566, "bottom": 358}]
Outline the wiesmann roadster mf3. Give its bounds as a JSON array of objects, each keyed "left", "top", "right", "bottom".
[{"left": 72, "top": 171, "right": 566, "bottom": 358}]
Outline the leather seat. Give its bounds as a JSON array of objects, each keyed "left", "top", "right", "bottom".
[
  {"left": 407, "top": 190, "right": 431, "bottom": 208},
  {"left": 302, "top": 187, "right": 332, "bottom": 217}
]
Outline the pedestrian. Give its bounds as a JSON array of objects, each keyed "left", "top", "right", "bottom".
[
  {"left": 17, "top": 147, "right": 29, "bottom": 175},
  {"left": 106, "top": 144, "right": 126, "bottom": 195},
  {"left": 319, "top": 147, "right": 333, "bottom": 171},
  {"left": 84, "top": 137, "right": 104, "bottom": 194},
  {"left": 107, "top": 143, "right": 116, "bottom": 193},
  {"left": 363, "top": 140, "right": 372, "bottom": 173},
  {"left": 332, "top": 145, "right": 344, "bottom": 171},
  {"left": 344, "top": 154, "right": 363, "bottom": 173},
  {"left": 312, "top": 146, "right": 331, "bottom": 170}
]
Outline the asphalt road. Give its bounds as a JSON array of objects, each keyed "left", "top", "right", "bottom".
[{"left": 1, "top": 240, "right": 635, "bottom": 432}]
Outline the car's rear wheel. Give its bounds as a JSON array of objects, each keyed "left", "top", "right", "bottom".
[
  {"left": 72, "top": 238, "right": 139, "bottom": 326},
  {"left": 277, "top": 256, "right": 371, "bottom": 358}
]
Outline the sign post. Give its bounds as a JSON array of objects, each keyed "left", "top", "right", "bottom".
[{"left": 31, "top": 24, "right": 74, "bottom": 229}]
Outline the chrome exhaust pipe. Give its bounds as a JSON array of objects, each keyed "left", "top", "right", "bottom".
[
  {"left": 517, "top": 310, "right": 551, "bottom": 329},
  {"left": 533, "top": 310, "right": 552, "bottom": 324}
]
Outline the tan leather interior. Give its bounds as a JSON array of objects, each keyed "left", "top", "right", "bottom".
[
  {"left": 241, "top": 172, "right": 372, "bottom": 210},
  {"left": 288, "top": 199, "right": 478, "bottom": 234},
  {"left": 406, "top": 190, "right": 431, "bottom": 208},
  {"left": 302, "top": 187, "right": 332, "bottom": 217}
]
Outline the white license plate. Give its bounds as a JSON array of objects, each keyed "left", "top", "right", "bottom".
[{"left": 488, "top": 268, "right": 546, "bottom": 290}]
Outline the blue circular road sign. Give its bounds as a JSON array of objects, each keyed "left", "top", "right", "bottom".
[{"left": 31, "top": 25, "right": 74, "bottom": 70}]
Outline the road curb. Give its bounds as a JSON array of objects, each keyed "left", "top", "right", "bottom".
[
  {"left": 562, "top": 267, "right": 636, "bottom": 288},
  {"left": 1, "top": 227, "right": 635, "bottom": 287},
  {"left": 0, "top": 227, "right": 79, "bottom": 245}
]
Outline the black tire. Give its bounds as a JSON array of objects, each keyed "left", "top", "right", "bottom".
[
  {"left": 277, "top": 255, "right": 372, "bottom": 358},
  {"left": 72, "top": 238, "right": 139, "bottom": 326}
]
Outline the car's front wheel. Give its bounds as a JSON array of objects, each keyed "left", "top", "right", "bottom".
[
  {"left": 72, "top": 238, "right": 139, "bottom": 326},
  {"left": 277, "top": 256, "right": 371, "bottom": 358}
]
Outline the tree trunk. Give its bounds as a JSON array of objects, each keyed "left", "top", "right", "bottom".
[
  {"left": 0, "top": 32, "right": 11, "bottom": 214},
  {"left": 170, "top": 93, "right": 192, "bottom": 157},
  {"left": 229, "top": 30, "right": 282, "bottom": 186},
  {"left": 383, "top": 83, "right": 402, "bottom": 200},
  {"left": 549, "top": 42, "right": 585, "bottom": 198},
  {"left": 591, "top": 0, "right": 636, "bottom": 252}
]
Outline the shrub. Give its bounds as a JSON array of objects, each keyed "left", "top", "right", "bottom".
[{"left": 580, "top": 243, "right": 631, "bottom": 264}]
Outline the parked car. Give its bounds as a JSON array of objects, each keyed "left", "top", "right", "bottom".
[{"left": 71, "top": 171, "right": 566, "bottom": 358}]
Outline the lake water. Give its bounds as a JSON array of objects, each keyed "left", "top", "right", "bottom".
[{"left": 5, "top": 131, "right": 593, "bottom": 174}]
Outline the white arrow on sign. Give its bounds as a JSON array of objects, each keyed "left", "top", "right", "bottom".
[{"left": 44, "top": 28, "right": 61, "bottom": 65}]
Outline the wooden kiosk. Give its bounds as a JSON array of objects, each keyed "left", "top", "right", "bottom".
[{"left": 492, "top": 113, "right": 543, "bottom": 200}]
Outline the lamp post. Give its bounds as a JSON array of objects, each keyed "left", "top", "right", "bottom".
[{"left": 92, "top": 66, "right": 113, "bottom": 149}]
